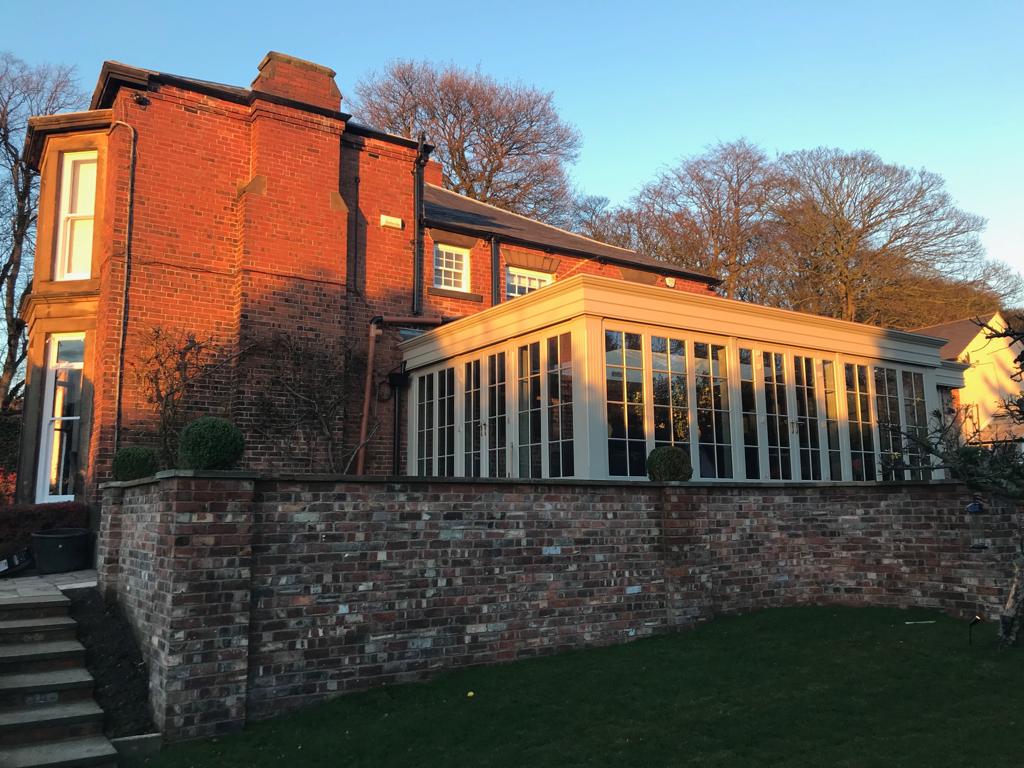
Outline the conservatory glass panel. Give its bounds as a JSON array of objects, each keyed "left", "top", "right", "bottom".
[
  {"left": 518, "top": 342, "right": 542, "bottom": 478},
  {"left": 695, "top": 342, "right": 732, "bottom": 478},
  {"left": 606, "top": 330, "right": 646, "bottom": 476},
  {"left": 547, "top": 333, "right": 574, "bottom": 477}
]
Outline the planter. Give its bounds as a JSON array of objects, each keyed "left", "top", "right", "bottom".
[{"left": 30, "top": 528, "right": 91, "bottom": 574}]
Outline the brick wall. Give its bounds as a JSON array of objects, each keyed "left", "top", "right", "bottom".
[
  {"left": 27, "top": 54, "right": 723, "bottom": 504},
  {"left": 98, "top": 475, "right": 1020, "bottom": 741}
]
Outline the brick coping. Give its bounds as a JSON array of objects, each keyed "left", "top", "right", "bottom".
[{"left": 99, "top": 470, "right": 966, "bottom": 492}]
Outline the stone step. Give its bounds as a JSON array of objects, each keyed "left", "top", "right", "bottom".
[
  {"left": 0, "top": 668, "right": 93, "bottom": 710},
  {"left": 0, "top": 616, "right": 78, "bottom": 645},
  {"left": 0, "top": 700, "right": 104, "bottom": 747},
  {"left": 0, "top": 594, "right": 70, "bottom": 622},
  {"left": 0, "top": 640, "right": 85, "bottom": 674},
  {"left": 0, "top": 735, "right": 117, "bottom": 768}
]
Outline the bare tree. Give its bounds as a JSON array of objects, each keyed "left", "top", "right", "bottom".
[
  {"left": 130, "top": 327, "right": 241, "bottom": 466},
  {"left": 252, "top": 333, "right": 351, "bottom": 473},
  {"left": 354, "top": 61, "right": 581, "bottom": 225},
  {"left": 630, "top": 140, "right": 784, "bottom": 300},
  {"left": 771, "top": 147, "right": 1012, "bottom": 324},
  {"left": 0, "top": 53, "right": 85, "bottom": 411}
]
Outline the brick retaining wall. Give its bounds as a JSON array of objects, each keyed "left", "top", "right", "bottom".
[{"left": 98, "top": 474, "right": 1019, "bottom": 741}]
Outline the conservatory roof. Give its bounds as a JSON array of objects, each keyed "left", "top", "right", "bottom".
[{"left": 401, "top": 274, "right": 960, "bottom": 385}]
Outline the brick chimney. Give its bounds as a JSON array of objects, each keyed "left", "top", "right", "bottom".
[{"left": 251, "top": 51, "right": 342, "bottom": 112}]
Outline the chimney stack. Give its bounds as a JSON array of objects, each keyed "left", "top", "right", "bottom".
[{"left": 251, "top": 52, "right": 342, "bottom": 112}]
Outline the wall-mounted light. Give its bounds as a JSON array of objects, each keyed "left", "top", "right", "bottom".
[
  {"left": 664, "top": 277, "right": 676, "bottom": 288},
  {"left": 380, "top": 215, "right": 403, "bottom": 230}
]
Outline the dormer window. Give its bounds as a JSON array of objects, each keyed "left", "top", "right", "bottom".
[
  {"left": 433, "top": 244, "right": 470, "bottom": 292},
  {"left": 54, "top": 150, "right": 97, "bottom": 281}
]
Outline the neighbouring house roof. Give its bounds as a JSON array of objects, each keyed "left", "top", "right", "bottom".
[
  {"left": 424, "top": 185, "right": 719, "bottom": 286},
  {"left": 914, "top": 313, "right": 999, "bottom": 361}
]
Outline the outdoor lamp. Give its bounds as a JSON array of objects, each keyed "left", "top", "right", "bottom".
[{"left": 969, "top": 615, "right": 983, "bottom": 645}]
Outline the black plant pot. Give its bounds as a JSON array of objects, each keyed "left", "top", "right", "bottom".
[{"left": 30, "top": 528, "right": 92, "bottom": 574}]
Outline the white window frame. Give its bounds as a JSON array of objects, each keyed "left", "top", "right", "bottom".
[
  {"left": 506, "top": 267, "right": 553, "bottom": 300},
  {"left": 54, "top": 150, "right": 97, "bottom": 281},
  {"left": 406, "top": 316, "right": 946, "bottom": 484},
  {"left": 36, "top": 332, "right": 86, "bottom": 503},
  {"left": 433, "top": 243, "right": 471, "bottom": 292},
  {"left": 407, "top": 322, "right": 582, "bottom": 480}
]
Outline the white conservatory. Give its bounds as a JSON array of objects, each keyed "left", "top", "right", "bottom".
[{"left": 401, "top": 274, "right": 966, "bottom": 483}]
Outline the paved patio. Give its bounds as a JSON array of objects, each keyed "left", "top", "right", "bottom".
[{"left": 0, "top": 569, "right": 98, "bottom": 602}]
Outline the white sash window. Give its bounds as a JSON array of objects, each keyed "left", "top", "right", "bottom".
[{"left": 55, "top": 151, "right": 97, "bottom": 281}]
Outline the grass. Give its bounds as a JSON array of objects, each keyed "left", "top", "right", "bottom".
[{"left": 132, "top": 607, "right": 1022, "bottom": 768}]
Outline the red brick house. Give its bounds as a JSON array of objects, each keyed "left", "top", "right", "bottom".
[{"left": 17, "top": 52, "right": 721, "bottom": 503}]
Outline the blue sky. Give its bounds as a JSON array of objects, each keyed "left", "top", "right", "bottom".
[{"left": 6, "top": 1, "right": 1022, "bottom": 276}]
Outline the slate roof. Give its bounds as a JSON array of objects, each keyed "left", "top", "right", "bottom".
[
  {"left": 89, "top": 62, "right": 422, "bottom": 149},
  {"left": 424, "top": 185, "right": 718, "bottom": 285},
  {"left": 914, "top": 315, "right": 996, "bottom": 361},
  {"left": 89, "top": 60, "right": 718, "bottom": 286}
]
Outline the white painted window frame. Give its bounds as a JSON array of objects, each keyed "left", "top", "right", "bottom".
[
  {"left": 407, "top": 320, "right": 583, "bottom": 479},
  {"left": 433, "top": 243, "right": 471, "bottom": 292},
  {"left": 36, "top": 332, "right": 86, "bottom": 503},
  {"left": 506, "top": 267, "right": 553, "bottom": 300},
  {"left": 407, "top": 317, "right": 945, "bottom": 483},
  {"left": 54, "top": 150, "right": 97, "bottom": 281}
]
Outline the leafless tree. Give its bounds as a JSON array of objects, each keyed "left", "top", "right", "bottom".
[
  {"left": 0, "top": 53, "right": 85, "bottom": 411},
  {"left": 131, "top": 327, "right": 240, "bottom": 466},
  {"left": 354, "top": 60, "right": 581, "bottom": 225},
  {"left": 771, "top": 147, "right": 1015, "bottom": 324},
  {"left": 253, "top": 333, "right": 351, "bottom": 473},
  {"left": 629, "top": 140, "right": 784, "bottom": 300}
]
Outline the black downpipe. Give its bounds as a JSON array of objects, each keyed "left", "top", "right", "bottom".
[
  {"left": 111, "top": 120, "right": 138, "bottom": 453},
  {"left": 392, "top": 384, "right": 403, "bottom": 473},
  {"left": 490, "top": 237, "right": 501, "bottom": 305},
  {"left": 412, "top": 134, "right": 428, "bottom": 316}
]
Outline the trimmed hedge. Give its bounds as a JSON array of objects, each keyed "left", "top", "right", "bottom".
[
  {"left": 177, "top": 417, "right": 244, "bottom": 470},
  {"left": 112, "top": 446, "right": 159, "bottom": 481},
  {"left": 647, "top": 445, "right": 693, "bottom": 482},
  {"left": 0, "top": 501, "right": 89, "bottom": 557},
  {"left": 0, "top": 412, "right": 20, "bottom": 472}
]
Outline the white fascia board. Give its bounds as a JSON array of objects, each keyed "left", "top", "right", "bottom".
[
  {"left": 401, "top": 278, "right": 588, "bottom": 370},
  {"left": 401, "top": 274, "right": 950, "bottom": 372},
  {"left": 936, "top": 359, "right": 970, "bottom": 388}
]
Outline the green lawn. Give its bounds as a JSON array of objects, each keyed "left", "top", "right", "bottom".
[{"left": 132, "top": 607, "right": 1022, "bottom": 768}]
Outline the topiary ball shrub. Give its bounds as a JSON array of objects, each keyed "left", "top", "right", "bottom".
[
  {"left": 177, "top": 417, "right": 244, "bottom": 470},
  {"left": 647, "top": 445, "right": 693, "bottom": 482},
  {"left": 111, "top": 446, "right": 159, "bottom": 481}
]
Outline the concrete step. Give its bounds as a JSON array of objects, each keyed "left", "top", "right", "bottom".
[
  {"left": 0, "top": 616, "right": 78, "bottom": 645},
  {"left": 0, "top": 668, "right": 93, "bottom": 710},
  {"left": 0, "top": 735, "right": 117, "bottom": 768},
  {"left": 0, "top": 700, "right": 104, "bottom": 747},
  {"left": 0, "top": 594, "right": 70, "bottom": 622},
  {"left": 0, "top": 640, "right": 85, "bottom": 674}
]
